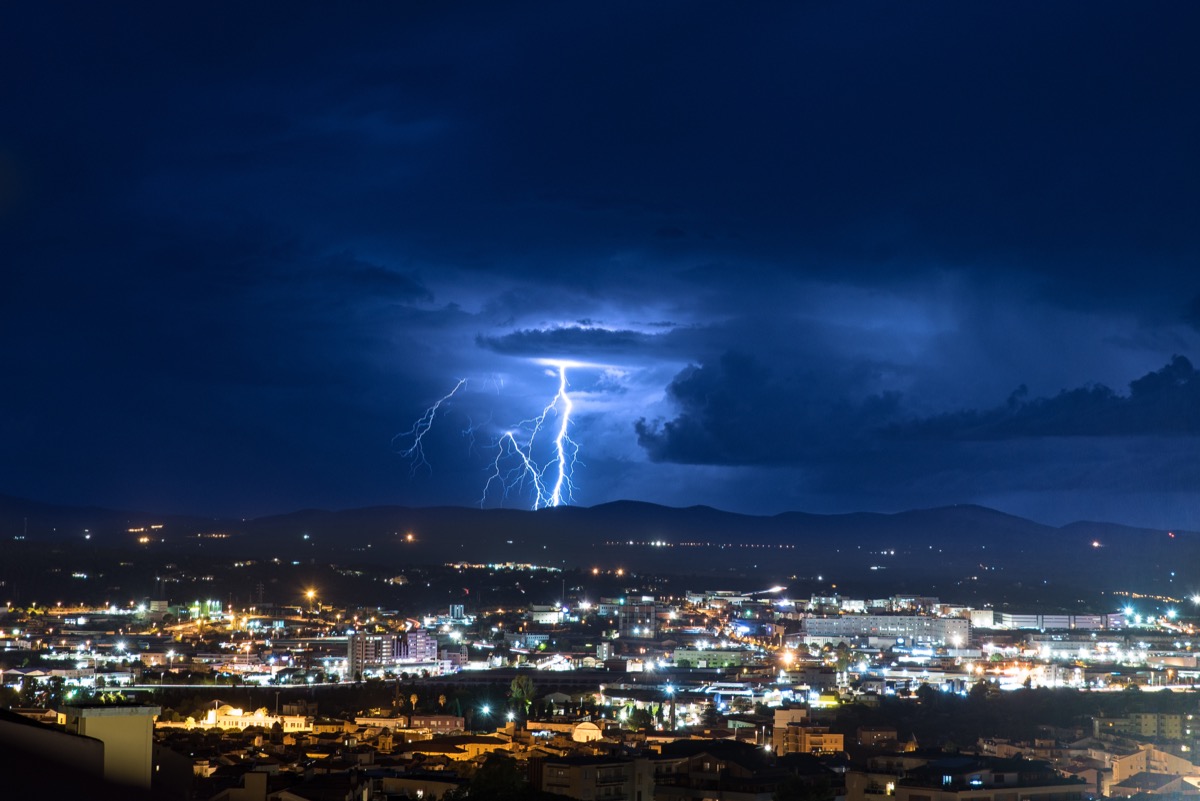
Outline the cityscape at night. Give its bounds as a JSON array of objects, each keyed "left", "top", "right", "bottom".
[{"left": 3, "top": 2, "right": 1200, "bottom": 799}]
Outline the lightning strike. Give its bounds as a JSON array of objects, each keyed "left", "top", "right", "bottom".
[
  {"left": 481, "top": 361, "right": 581, "bottom": 509},
  {"left": 392, "top": 378, "right": 467, "bottom": 474},
  {"left": 397, "top": 361, "right": 596, "bottom": 508}
]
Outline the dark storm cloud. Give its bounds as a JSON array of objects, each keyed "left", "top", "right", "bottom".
[
  {"left": 324, "top": 255, "right": 433, "bottom": 302},
  {"left": 636, "top": 352, "right": 903, "bottom": 465},
  {"left": 895, "top": 356, "right": 1200, "bottom": 440},
  {"left": 477, "top": 326, "right": 660, "bottom": 358},
  {"left": 638, "top": 355, "right": 1200, "bottom": 467}
]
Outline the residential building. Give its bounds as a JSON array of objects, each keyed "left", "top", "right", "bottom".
[
  {"left": 59, "top": 703, "right": 161, "bottom": 789},
  {"left": 894, "top": 756, "right": 1085, "bottom": 801},
  {"left": 774, "top": 723, "right": 844, "bottom": 756},
  {"left": 533, "top": 755, "right": 655, "bottom": 801}
]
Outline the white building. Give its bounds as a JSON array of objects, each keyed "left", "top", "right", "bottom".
[{"left": 802, "top": 615, "right": 969, "bottom": 646}]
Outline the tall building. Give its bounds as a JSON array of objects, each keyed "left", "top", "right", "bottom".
[
  {"left": 348, "top": 628, "right": 440, "bottom": 677},
  {"left": 618, "top": 603, "right": 658, "bottom": 639},
  {"left": 58, "top": 703, "right": 161, "bottom": 789},
  {"left": 403, "top": 628, "right": 439, "bottom": 661},
  {"left": 348, "top": 633, "right": 401, "bottom": 677}
]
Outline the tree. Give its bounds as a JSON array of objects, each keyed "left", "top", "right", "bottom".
[
  {"left": 833, "top": 643, "right": 854, "bottom": 672},
  {"left": 19, "top": 676, "right": 40, "bottom": 706},
  {"left": 438, "top": 693, "right": 447, "bottom": 711},
  {"left": 44, "top": 676, "right": 66, "bottom": 707},
  {"left": 410, "top": 693, "right": 419, "bottom": 713},
  {"left": 509, "top": 674, "right": 537, "bottom": 717},
  {"left": 629, "top": 708, "right": 653, "bottom": 730},
  {"left": 466, "top": 752, "right": 527, "bottom": 799}
]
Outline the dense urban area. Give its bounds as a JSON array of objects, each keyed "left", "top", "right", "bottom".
[{"left": 4, "top": 524, "right": 1200, "bottom": 801}]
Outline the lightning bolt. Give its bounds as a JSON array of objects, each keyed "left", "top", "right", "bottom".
[
  {"left": 545, "top": 363, "right": 576, "bottom": 507},
  {"left": 480, "top": 361, "right": 580, "bottom": 509},
  {"left": 392, "top": 378, "right": 467, "bottom": 474}
]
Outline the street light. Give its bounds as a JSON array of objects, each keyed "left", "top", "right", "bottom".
[
  {"left": 665, "top": 684, "right": 676, "bottom": 730},
  {"left": 162, "top": 649, "right": 175, "bottom": 684}
]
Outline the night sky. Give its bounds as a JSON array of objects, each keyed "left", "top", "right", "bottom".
[{"left": 3, "top": 3, "right": 1200, "bottom": 527}]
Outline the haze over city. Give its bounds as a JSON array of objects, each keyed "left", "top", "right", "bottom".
[{"left": 3, "top": 3, "right": 1199, "bottom": 528}]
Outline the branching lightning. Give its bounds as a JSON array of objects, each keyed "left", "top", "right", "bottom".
[
  {"left": 392, "top": 378, "right": 467, "bottom": 475},
  {"left": 480, "top": 360, "right": 580, "bottom": 509},
  {"left": 397, "top": 361, "right": 592, "bottom": 509}
]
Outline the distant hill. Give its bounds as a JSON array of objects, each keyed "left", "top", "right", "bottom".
[{"left": 0, "top": 494, "right": 1191, "bottom": 598}]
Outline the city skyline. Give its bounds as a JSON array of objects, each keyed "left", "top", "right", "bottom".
[{"left": 3, "top": 3, "right": 1199, "bottom": 527}]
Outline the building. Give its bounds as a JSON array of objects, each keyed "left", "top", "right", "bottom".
[
  {"left": 858, "top": 727, "right": 899, "bottom": 748},
  {"left": 533, "top": 755, "right": 656, "bottom": 801},
  {"left": 410, "top": 714, "right": 466, "bottom": 734},
  {"left": 527, "top": 604, "right": 564, "bottom": 625},
  {"left": 1110, "top": 745, "right": 1199, "bottom": 786},
  {"left": 0, "top": 707, "right": 104, "bottom": 775},
  {"left": 403, "top": 628, "right": 439, "bottom": 661},
  {"left": 58, "top": 703, "right": 161, "bottom": 789},
  {"left": 802, "top": 615, "right": 969, "bottom": 646},
  {"left": 192, "top": 704, "right": 311, "bottom": 732},
  {"left": 894, "top": 756, "right": 1085, "bottom": 801},
  {"left": 1094, "top": 713, "right": 1186, "bottom": 741},
  {"left": 774, "top": 722, "right": 844, "bottom": 756},
  {"left": 619, "top": 602, "right": 659, "bottom": 639},
  {"left": 651, "top": 740, "right": 787, "bottom": 801},
  {"left": 673, "top": 647, "right": 755, "bottom": 668},
  {"left": 997, "top": 613, "right": 1110, "bottom": 631},
  {"left": 348, "top": 633, "right": 401, "bottom": 677},
  {"left": 347, "top": 628, "right": 441, "bottom": 677}
]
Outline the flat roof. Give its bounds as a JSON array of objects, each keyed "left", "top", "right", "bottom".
[{"left": 59, "top": 704, "right": 161, "bottom": 717}]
